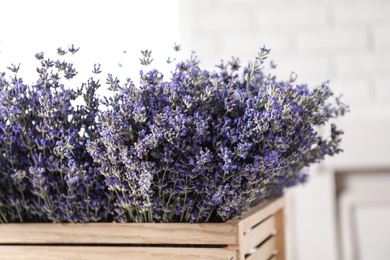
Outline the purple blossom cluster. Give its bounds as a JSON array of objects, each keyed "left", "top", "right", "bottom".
[
  {"left": 87, "top": 47, "right": 348, "bottom": 222},
  {"left": 0, "top": 46, "right": 113, "bottom": 223},
  {"left": 0, "top": 45, "right": 348, "bottom": 223}
]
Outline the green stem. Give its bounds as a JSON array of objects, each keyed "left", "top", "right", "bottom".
[
  {"left": 86, "top": 188, "right": 90, "bottom": 216},
  {"left": 15, "top": 205, "right": 24, "bottom": 222},
  {"left": 115, "top": 189, "right": 135, "bottom": 222},
  {"left": 126, "top": 207, "right": 135, "bottom": 222},
  {"left": 169, "top": 195, "right": 179, "bottom": 221},
  {"left": 180, "top": 177, "right": 189, "bottom": 222},
  {"left": 222, "top": 109, "right": 230, "bottom": 118},
  {"left": 0, "top": 210, "right": 8, "bottom": 223},
  {"left": 147, "top": 198, "right": 153, "bottom": 222},
  {"left": 205, "top": 207, "right": 215, "bottom": 222},
  {"left": 17, "top": 183, "right": 25, "bottom": 202},
  {"left": 246, "top": 71, "right": 253, "bottom": 95},
  {"left": 158, "top": 169, "right": 167, "bottom": 197},
  {"left": 162, "top": 193, "right": 172, "bottom": 222},
  {"left": 5, "top": 174, "right": 14, "bottom": 193},
  {"left": 180, "top": 192, "right": 187, "bottom": 222},
  {"left": 185, "top": 193, "right": 198, "bottom": 222}
]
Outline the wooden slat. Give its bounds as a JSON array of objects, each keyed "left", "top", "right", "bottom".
[
  {"left": 0, "top": 246, "right": 238, "bottom": 260},
  {"left": 0, "top": 198, "right": 284, "bottom": 260},
  {"left": 243, "top": 215, "right": 275, "bottom": 254},
  {"left": 274, "top": 209, "right": 285, "bottom": 260},
  {"left": 236, "top": 221, "right": 245, "bottom": 260},
  {"left": 245, "top": 236, "right": 276, "bottom": 260},
  {"left": 0, "top": 222, "right": 239, "bottom": 245},
  {"left": 229, "top": 197, "right": 284, "bottom": 230}
]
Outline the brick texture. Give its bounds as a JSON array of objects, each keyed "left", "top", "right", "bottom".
[
  {"left": 334, "top": 2, "right": 390, "bottom": 24},
  {"left": 256, "top": 4, "right": 329, "bottom": 28},
  {"left": 297, "top": 26, "right": 368, "bottom": 52}
]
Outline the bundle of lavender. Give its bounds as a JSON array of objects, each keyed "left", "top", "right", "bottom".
[{"left": 0, "top": 45, "right": 347, "bottom": 223}]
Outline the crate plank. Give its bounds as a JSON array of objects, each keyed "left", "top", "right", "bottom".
[
  {"left": 245, "top": 236, "right": 276, "bottom": 260},
  {"left": 231, "top": 197, "right": 284, "bottom": 230},
  {"left": 0, "top": 198, "right": 284, "bottom": 260},
  {"left": 236, "top": 221, "right": 245, "bottom": 260},
  {"left": 243, "top": 215, "right": 276, "bottom": 254},
  {"left": 0, "top": 246, "right": 238, "bottom": 260},
  {"left": 0, "top": 222, "right": 238, "bottom": 245},
  {"left": 274, "top": 208, "right": 286, "bottom": 260}
]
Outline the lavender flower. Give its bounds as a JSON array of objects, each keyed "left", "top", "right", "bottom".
[
  {"left": 1, "top": 44, "right": 348, "bottom": 224},
  {"left": 35, "top": 52, "right": 44, "bottom": 60},
  {"left": 0, "top": 45, "right": 113, "bottom": 223},
  {"left": 88, "top": 46, "right": 348, "bottom": 223},
  {"left": 68, "top": 44, "right": 80, "bottom": 54}
]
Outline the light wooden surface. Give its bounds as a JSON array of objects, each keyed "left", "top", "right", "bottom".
[
  {"left": 0, "top": 197, "right": 285, "bottom": 260},
  {"left": 0, "top": 246, "right": 238, "bottom": 260},
  {"left": 274, "top": 208, "right": 286, "bottom": 260},
  {"left": 245, "top": 236, "right": 276, "bottom": 260},
  {"left": 0, "top": 197, "right": 285, "bottom": 246},
  {"left": 232, "top": 197, "right": 284, "bottom": 230},
  {"left": 237, "top": 221, "right": 245, "bottom": 260},
  {"left": 243, "top": 215, "right": 275, "bottom": 254},
  {"left": 0, "top": 222, "right": 238, "bottom": 245}
]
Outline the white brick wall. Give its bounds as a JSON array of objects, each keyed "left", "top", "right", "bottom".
[
  {"left": 296, "top": 26, "right": 368, "bottom": 51},
  {"left": 336, "top": 53, "right": 390, "bottom": 76},
  {"left": 257, "top": 4, "right": 329, "bottom": 28},
  {"left": 334, "top": 2, "right": 390, "bottom": 24}
]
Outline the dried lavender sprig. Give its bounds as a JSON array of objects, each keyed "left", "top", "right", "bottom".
[
  {"left": 0, "top": 45, "right": 114, "bottom": 223},
  {"left": 88, "top": 46, "right": 348, "bottom": 223},
  {"left": 1, "top": 44, "right": 348, "bottom": 223}
]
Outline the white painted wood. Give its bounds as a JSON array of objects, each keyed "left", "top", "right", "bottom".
[
  {"left": 355, "top": 205, "right": 390, "bottom": 260},
  {"left": 339, "top": 191, "right": 390, "bottom": 260},
  {"left": 285, "top": 168, "right": 338, "bottom": 260}
]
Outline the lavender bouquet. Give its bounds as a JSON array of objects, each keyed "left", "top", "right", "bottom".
[
  {"left": 0, "top": 46, "right": 347, "bottom": 223},
  {"left": 0, "top": 47, "right": 113, "bottom": 223}
]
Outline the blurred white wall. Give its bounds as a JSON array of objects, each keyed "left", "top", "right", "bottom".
[{"left": 178, "top": 1, "right": 390, "bottom": 259}]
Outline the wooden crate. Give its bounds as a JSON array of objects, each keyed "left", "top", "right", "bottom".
[{"left": 0, "top": 197, "right": 285, "bottom": 260}]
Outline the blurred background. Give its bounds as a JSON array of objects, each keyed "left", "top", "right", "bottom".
[{"left": 1, "top": 0, "right": 390, "bottom": 259}]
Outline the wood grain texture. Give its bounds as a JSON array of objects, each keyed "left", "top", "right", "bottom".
[
  {"left": 236, "top": 221, "right": 245, "bottom": 260},
  {"left": 236, "top": 197, "right": 284, "bottom": 231},
  {"left": 243, "top": 215, "right": 275, "bottom": 254},
  {"left": 0, "top": 198, "right": 285, "bottom": 260},
  {"left": 0, "top": 246, "right": 238, "bottom": 260},
  {"left": 274, "top": 208, "right": 286, "bottom": 260},
  {"left": 245, "top": 236, "right": 276, "bottom": 260},
  {"left": 0, "top": 222, "right": 238, "bottom": 245}
]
